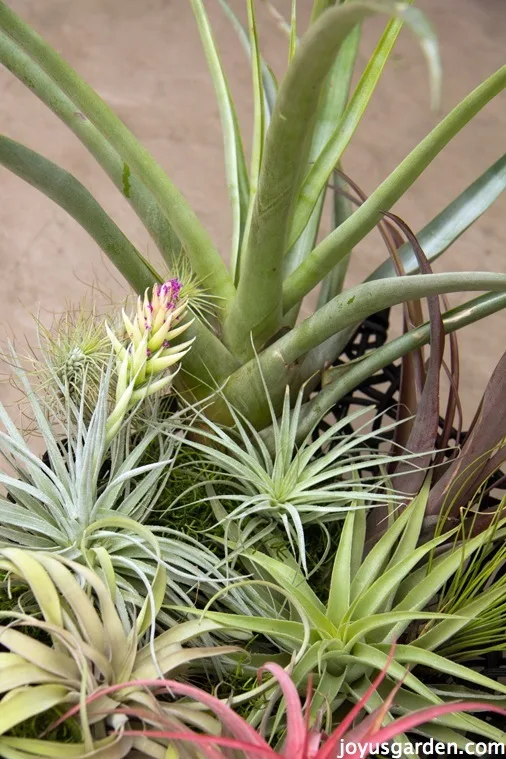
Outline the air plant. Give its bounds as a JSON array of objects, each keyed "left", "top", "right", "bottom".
[
  {"left": 409, "top": 493, "right": 506, "bottom": 664},
  {"left": 0, "top": 350, "right": 240, "bottom": 619},
  {"left": 0, "top": 0, "right": 504, "bottom": 437},
  {"left": 0, "top": 548, "right": 236, "bottom": 759},
  {"left": 65, "top": 655, "right": 506, "bottom": 758},
  {"left": 0, "top": 0, "right": 505, "bottom": 750},
  {"left": 33, "top": 304, "right": 112, "bottom": 414},
  {"left": 186, "top": 477, "right": 506, "bottom": 745},
  {"left": 166, "top": 383, "right": 429, "bottom": 574}
]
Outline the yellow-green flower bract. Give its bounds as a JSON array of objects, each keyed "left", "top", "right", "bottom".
[{"left": 106, "top": 280, "right": 194, "bottom": 442}]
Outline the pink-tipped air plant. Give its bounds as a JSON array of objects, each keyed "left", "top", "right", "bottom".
[{"left": 52, "top": 651, "right": 506, "bottom": 759}]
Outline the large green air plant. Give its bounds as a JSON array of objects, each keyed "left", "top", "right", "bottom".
[
  {"left": 0, "top": 548, "right": 236, "bottom": 759},
  {"left": 183, "top": 477, "right": 506, "bottom": 748},
  {"left": 0, "top": 0, "right": 504, "bottom": 436}
]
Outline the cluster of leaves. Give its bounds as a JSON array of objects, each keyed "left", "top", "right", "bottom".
[
  {"left": 3, "top": 296, "right": 506, "bottom": 755},
  {"left": 0, "top": 0, "right": 505, "bottom": 757},
  {"left": 0, "top": 0, "right": 505, "bottom": 434}
]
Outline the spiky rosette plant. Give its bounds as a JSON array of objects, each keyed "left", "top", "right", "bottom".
[
  {"left": 76, "top": 657, "right": 506, "bottom": 758},
  {"left": 184, "top": 477, "right": 506, "bottom": 745},
  {"left": 34, "top": 305, "right": 112, "bottom": 414},
  {"left": 0, "top": 548, "right": 236, "bottom": 759},
  {"left": 165, "top": 384, "right": 431, "bottom": 574},
  {"left": 0, "top": 350, "right": 243, "bottom": 621}
]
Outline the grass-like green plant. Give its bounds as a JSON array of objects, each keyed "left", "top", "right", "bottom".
[
  {"left": 413, "top": 495, "right": 506, "bottom": 664},
  {"left": 184, "top": 477, "right": 506, "bottom": 746},
  {"left": 0, "top": 0, "right": 504, "bottom": 435},
  {"left": 0, "top": 548, "right": 235, "bottom": 758}
]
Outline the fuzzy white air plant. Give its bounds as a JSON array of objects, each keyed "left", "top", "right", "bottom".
[
  {"left": 106, "top": 279, "right": 195, "bottom": 442},
  {"left": 18, "top": 305, "right": 112, "bottom": 427},
  {"left": 166, "top": 385, "right": 426, "bottom": 574},
  {"left": 0, "top": 355, "right": 241, "bottom": 622}
]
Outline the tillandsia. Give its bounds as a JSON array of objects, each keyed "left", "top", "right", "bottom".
[
  {"left": 0, "top": 1, "right": 505, "bottom": 751},
  {"left": 0, "top": 0, "right": 504, "bottom": 438},
  {"left": 33, "top": 305, "right": 112, "bottom": 416},
  {"left": 72, "top": 656, "right": 506, "bottom": 759},
  {"left": 0, "top": 350, "right": 242, "bottom": 622},
  {"left": 166, "top": 384, "right": 432, "bottom": 574},
  {"left": 0, "top": 548, "right": 237, "bottom": 759},
  {"left": 184, "top": 477, "right": 506, "bottom": 746},
  {"left": 105, "top": 279, "right": 195, "bottom": 442}
]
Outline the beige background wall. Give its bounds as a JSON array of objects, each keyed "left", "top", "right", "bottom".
[{"left": 0, "top": 0, "right": 504, "bottom": 422}]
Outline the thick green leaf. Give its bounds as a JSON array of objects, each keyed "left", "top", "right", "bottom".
[
  {"left": 378, "top": 686, "right": 505, "bottom": 746},
  {"left": 413, "top": 582, "right": 506, "bottom": 652},
  {"left": 283, "top": 26, "right": 361, "bottom": 283},
  {"left": 2, "top": 549, "right": 63, "bottom": 628},
  {"left": 351, "top": 643, "right": 506, "bottom": 739},
  {"left": 223, "top": 272, "right": 506, "bottom": 429},
  {"left": 0, "top": 29, "right": 179, "bottom": 271},
  {"left": 295, "top": 152, "right": 506, "bottom": 382},
  {"left": 344, "top": 611, "right": 452, "bottom": 650},
  {"left": 350, "top": 498, "right": 415, "bottom": 603},
  {"left": 0, "top": 684, "right": 68, "bottom": 735},
  {"left": 392, "top": 526, "right": 506, "bottom": 617},
  {"left": 0, "top": 734, "right": 130, "bottom": 758},
  {"left": 0, "top": 3, "right": 235, "bottom": 304},
  {"left": 217, "top": 0, "right": 277, "bottom": 120},
  {"left": 288, "top": 0, "right": 297, "bottom": 63},
  {"left": 260, "top": 271, "right": 506, "bottom": 384},
  {"left": 244, "top": 552, "right": 335, "bottom": 635},
  {"left": 283, "top": 66, "right": 506, "bottom": 310},
  {"left": 369, "top": 152, "right": 506, "bottom": 281},
  {"left": 376, "top": 643, "right": 506, "bottom": 696},
  {"left": 310, "top": 0, "right": 336, "bottom": 23},
  {"left": 386, "top": 474, "right": 432, "bottom": 570},
  {"left": 0, "top": 135, "right": 160, "bottom": 292},
  {"left": 223, "top": 0, "right": 439, "bottom": 358},
  {"left": 289, "top": 7, "right": 424, "bottom": 250},
  {"left": 236, "top": 0, "right": 266, "bottom": 284},
  {"left": 190, "top": 0, "right": 249, "bottom": 276},
  {"left": 316, "top": 173, "right": 355, "bottom": 307},
  {"left": 347, "top": 530, "right": 455, "bottom": 621},
  {"left": 287, "top": 290, "right": 506, "bottom": 442},
  {"left": 327, "top": 510, "right": 355, "bottom": 626},
  {"left": 185, "top": 611, "right": 307, "bottom": 646}
]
